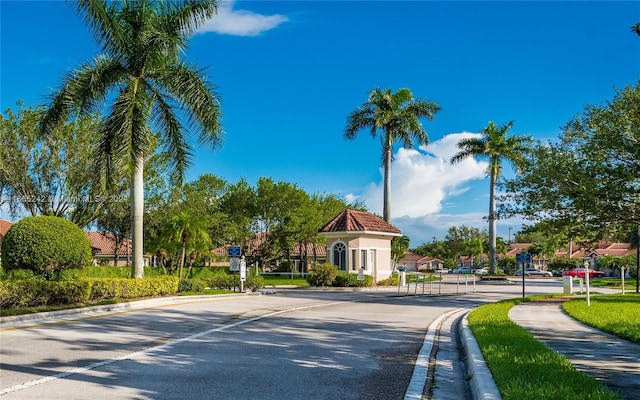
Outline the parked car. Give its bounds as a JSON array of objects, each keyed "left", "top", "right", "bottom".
[
  {"left": 563, "top": 268, "right": 606, "bottom": 278},
  {"left": 551, "top": 268, "right": 564, "bottom": 277},
  {"left": 514, "top": 268, "right": 553, "bottom": 277},
  {"left": 473, "top": 267, "right": 488, "bottom": 275},
  {"left": 434, "top": 268, "right": 449, "bottom": 274},
  {"left": 451, "top": 267, "right": 472, "bottom": 274}
]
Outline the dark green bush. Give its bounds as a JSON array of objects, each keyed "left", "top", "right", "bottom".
[
  {"left": 245, "top": 274, "right": 265, "bottom": 292},
  {"left": 333, "top": 272, "right": 374, "bottom": 287},
  {"left": 178, "top": 278, "right": 206, "bottom": 293},
  {"left": 208, "top": 274, "right": 236, "bottom": 290},
  {"left": 306, "top": 263, "right": 339, "bottom": 287},
  {"left": 1, "top": 216, "right": 91, "bottom": 277}
]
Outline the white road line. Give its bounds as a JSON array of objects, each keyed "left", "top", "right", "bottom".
[
  {"left": 404, "top": 307, "right": 469, "bottom": 400},
  {"left": 0, "top": 301, "right": 344, "bottom": 396}
]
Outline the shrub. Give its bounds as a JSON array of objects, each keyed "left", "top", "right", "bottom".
[
  {"left": 1, "top": 216, "right": 91, "bottom": 278},
  {"left": 178, "top": 278, "right": 206, "bottom": 293},
  {"left": 333, "top": 272, "right": 374, "bottom": 287},
  {"left": 245, "top": 274, "right": 265, "bottom": 292},
  {"left": 306, "top": 263, "right": 338, "bottom": 287},
  {"left": 209, "top": 274, "right": 236, "bottom": 290},
  {"left": 377, "top": 275, "right": 399, "bottom": 286}
]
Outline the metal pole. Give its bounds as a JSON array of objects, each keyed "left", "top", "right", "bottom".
[
  {"left": 456, "top": 273, "right": 460, "bottom": 294},
  {"left": 430, "top": 275, "right": 433, "bottom": 295},
  {"left": 439, "top": 273, "right": 442, "bottom": 294},
  {"left": 621, "top": 267, "right": 626, "bottom": 295},
  {"left": 465, "top": 274, "right": 468, "bottom": 294},
  {"left": 522, "top": 262, "right": 525, "bottom": 298}
]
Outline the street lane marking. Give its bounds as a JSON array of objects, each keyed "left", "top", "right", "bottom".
[{"left": 0, "top": 300, "right": 344, "bottom": 396}]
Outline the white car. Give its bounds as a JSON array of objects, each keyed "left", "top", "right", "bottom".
[
  {"left": 514, "top": 268, "right": 553, "bottom": 277},
  {"left": 473, "top": 267, "right": 488, "bottom": 275}
]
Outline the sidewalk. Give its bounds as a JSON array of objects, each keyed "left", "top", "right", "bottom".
[{"left": 508, "top": 300, "right": 640, "bottom": 400}]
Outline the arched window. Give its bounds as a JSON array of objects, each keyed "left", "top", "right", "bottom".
[{"left": 332, "top": 242, "right": 347, "bottom": 270}]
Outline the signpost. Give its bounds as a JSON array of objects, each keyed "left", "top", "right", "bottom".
[
  {"left": 228, "top": 246, "right": 243, "bottom": 291},
  {"left": 516, "top": 253, "right": 532, "bottom": 297}
]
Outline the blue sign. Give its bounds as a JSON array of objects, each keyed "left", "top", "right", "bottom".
[
  {"left": 516, "top": 253, "right": 532, "bottom": 263},
  {"left": 228, "top": 246, "right": 241, "bottom": 257}
]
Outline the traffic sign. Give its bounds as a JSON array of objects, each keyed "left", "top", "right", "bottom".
[
  {"left": 228, "top": 246, "right": 241, "bottom": 257},
  {"left": 230, "top": 257, "right": 240, "bottom": 272},
  {"left": 516, "top": 253, "right": 532, "bottom": 264}
]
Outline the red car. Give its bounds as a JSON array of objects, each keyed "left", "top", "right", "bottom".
[{"left": 563, "top": 268, "right": 606, "bottom": 278}]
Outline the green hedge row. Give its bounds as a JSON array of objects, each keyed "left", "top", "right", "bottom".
[{"left": 0, "top": 276, "right": 179, "bottom": 308}]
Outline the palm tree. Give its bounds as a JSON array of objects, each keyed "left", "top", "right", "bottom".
[
  {"left": 167, "top": 210, "right": 212, "bottom": 280},
  {"left": 41, "top": 0, "right": 223, "bottom": 278},
  {"left": 345, "top": 88, "right": 440, "bottom": 222},
  {"left": 451, "top": 121, "right": 532, "bottom": 274}
]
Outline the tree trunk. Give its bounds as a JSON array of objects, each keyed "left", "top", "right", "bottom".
[
  {"left": 179, "top": 241, "right": 186, "bottom": 280},
  {"left": 131, "top": 158, "right": 145, "bottom": 278},
  {"left": 488, "top": 172, "right": 497, "bottom": 274},
  {"left": 383, "top": 147, "right": 392, "bottom": 223}
]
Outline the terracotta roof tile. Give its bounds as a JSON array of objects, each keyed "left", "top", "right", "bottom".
[
  {"left": 320, "top": 209, "right": 401, "bottom": 235},
  {"left": 86, "top": 231, "right": 132, "bottom": 256},
  {"left": 0, "top": 219, "right": 14, "bottom": 237}
]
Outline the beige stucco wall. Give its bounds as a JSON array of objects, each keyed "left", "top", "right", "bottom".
[{"left": 324, "top": 233, "right": 395, "bottom": 281}]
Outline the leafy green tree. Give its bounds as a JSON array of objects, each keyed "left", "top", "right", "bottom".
[
  {"left": 391, "top": 235, "right": 410, "bottom": 270},
  {"left": 1, "top": 103, "right": 116, "bottom": 227},
  {"left": 40, "top": 0, "right": 223, "bottom": 278},
  {"left": 344, "top": 87, "right": 440, "bottom": 222},
  {"left": 502, "top": 82, "right": 640, "bottom": 240},
  {"left": 451, "top": 121, "right": 532, "bottom": 274}
]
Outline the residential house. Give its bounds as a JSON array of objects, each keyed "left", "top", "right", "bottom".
[
  {"left": 399, "top": 251, "right": 444, "bottom": 272},
  {"left": 85, "top": 231, "right": 132, "bottom": 266},
  {"left": 319, "top": 209, "right": 401, "bottom": 281}
]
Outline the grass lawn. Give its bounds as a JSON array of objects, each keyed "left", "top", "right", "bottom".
[
  {"left": 261, "top": 273, "right": 309, "bottom": 287},
  {"left": 468, "top": 295, "right": 622, "bottom": 400},
  {"left": 562, "top": 293, "right": 640, "bottom": 344}
]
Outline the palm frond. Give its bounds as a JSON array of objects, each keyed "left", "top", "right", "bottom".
[
  {"left": 153, "top": 62, "right": 223, "bottom": 149},
  {"left": 73, "top": 0, "right": 128, "bottom": 58}
]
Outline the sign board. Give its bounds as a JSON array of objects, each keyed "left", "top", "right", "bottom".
[
  {"left": 516, "top": 253, "right": 532, "bottom": 264},
  {"left": 228, "top": 246, "right": 241, "bottom": 257},
  {"left": 357, "top": 268, "right": 365, "bottom": 281},
  {"left": 230, "top": 257, "right": 240, "bottom": 272},
  {"left": 240, "top": 261, "right": 247, "bottom": 281}
]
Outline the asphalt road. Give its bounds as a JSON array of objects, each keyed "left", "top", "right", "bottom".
[{"left": 0, "top": 280, "right": 564, "bottom": 400}]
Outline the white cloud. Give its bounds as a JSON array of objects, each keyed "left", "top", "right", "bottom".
[
  {"left": 343, "top": 131, "right": 532, "bottom": 245},
  {"left": 198, "top": 1, "right": 288, "bottom": 36},
  {"left": 349, "top": 132, "right": 488, "bottom": 218}
]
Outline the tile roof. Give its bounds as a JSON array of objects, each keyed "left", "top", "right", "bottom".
[
  {"left": 0, "top": 219, "right": 14, "bottom": 237},
  {"left": 86, "top": 231, "right": 132, "bottom": 256},
  {"left": 319, "top": 209, "right": 401, "bottom": 235}
]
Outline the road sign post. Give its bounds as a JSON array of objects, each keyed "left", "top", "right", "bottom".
[{"left": 516, "top": 253, "right": 532, "bottom": 297}]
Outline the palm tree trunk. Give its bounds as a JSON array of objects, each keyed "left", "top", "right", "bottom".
[
  {"left": 131, "top": 157, "right": 145, "bottom": 278},
  {"left": 178, "top": 242, "right": 186, "bottom": 280},
  {"left": 488, "top": 172, "right": 497, "bottom": 274},
  {"left": 383, "top": 147, "right": 392, "bottom": 222}
]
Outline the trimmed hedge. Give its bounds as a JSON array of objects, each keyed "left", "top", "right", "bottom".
[
  {"left": 0, "top": 276, "right": 179, "bottom": 308},
  {"left": 1, "top": 216, "right": 91, "bottom": 276}
]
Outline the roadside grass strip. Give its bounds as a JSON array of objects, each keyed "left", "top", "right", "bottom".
[
  {"left": 563, "top": 293, "right": 640, "bottom": 344},
  {"left": 468, "top": 298, "right": 622, "bottom": 400}
]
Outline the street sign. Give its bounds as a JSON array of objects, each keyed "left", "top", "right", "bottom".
[
  {"left": 230, "top": 257, "right": 240, "bottom": 272},
  {"left": 228, "top": 246, "right": 241, "bottom": 257},
  {"left": 516, "top": 253, "right": 532, "bottom": 264}
]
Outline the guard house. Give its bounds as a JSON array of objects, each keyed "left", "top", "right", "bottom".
[{"left": 319, "top": 209, "right": 402, "bottom": 282}]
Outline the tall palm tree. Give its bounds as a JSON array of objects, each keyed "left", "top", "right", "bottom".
[
  {"left": 41, "top": 0, "right": 223, "bottom": 278},
  {"left": 451, "top": 121, "right": 532, "bottom": 274},
  {"left": 345, "top": 88, "right": 440, "bottom": 222}
]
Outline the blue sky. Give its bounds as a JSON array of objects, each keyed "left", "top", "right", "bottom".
[{"left": 1, "top": 1, "right": 639, "bottom": 247}]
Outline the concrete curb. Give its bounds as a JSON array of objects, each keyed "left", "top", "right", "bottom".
[{"left": 459, "top": 312, "right": 502, "bottom": 400}]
